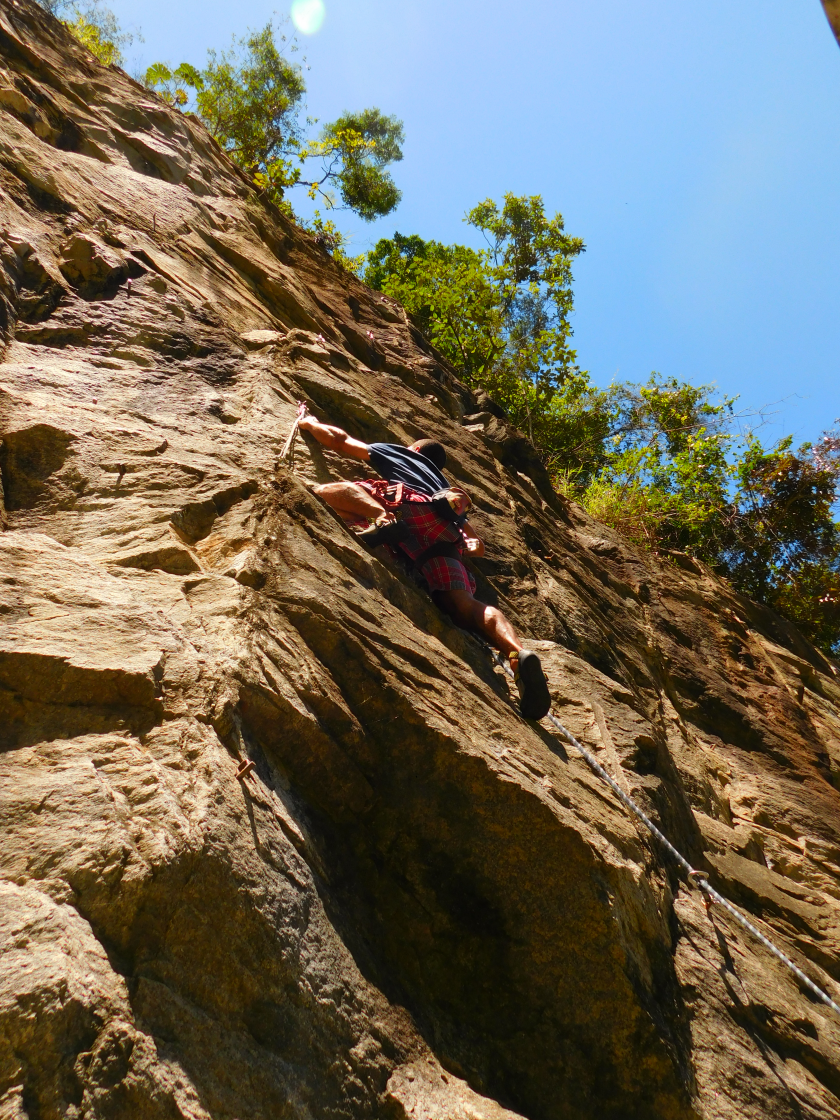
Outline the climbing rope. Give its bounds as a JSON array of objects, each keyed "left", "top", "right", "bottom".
[
  {"left": 492, "top": 650, "right": 840, "bottom": 1019},
  {"left": 281, "top": 401, "right": 307, "bottom": 468}
]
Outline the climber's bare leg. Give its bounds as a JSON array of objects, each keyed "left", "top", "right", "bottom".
[
  {"left": 313, "top": 481, "right": 394, "bottom": 524},
  {"left": 436, "top": 588, "right": 551, "bottom": 719},
  {"left": 434, "top": 588, "right": 521, "bottom": 657}
]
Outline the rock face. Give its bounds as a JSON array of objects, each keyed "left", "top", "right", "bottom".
[
  {"left": 821, "top": 1, "right": 840, "bottom": 48},
  {"left": 1, "top": 4, "right": 840, "bottom": 1118}
]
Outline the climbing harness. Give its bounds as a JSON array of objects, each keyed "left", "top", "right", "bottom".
[
  {"left": 282, "top": 401, "right": 308, "bottom": 467},
  {"left": 353, "top": 482, "right": 470, "bottom": 573},
  {"left": 358, "top": 481, "right": 469, "bottom": 531},
  {"left": 357, "top": 518, "right": 412, "bottom": 549},
  {"left": 411, "top": 540, "right": 464, "bottom": 571},
  {"left": 491, "top": 650, "right": 840, "bottom": 1019}
]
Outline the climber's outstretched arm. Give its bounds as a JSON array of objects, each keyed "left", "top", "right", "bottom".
[{"left": 299, "top": 415, "right": 371, "bottom": 462}]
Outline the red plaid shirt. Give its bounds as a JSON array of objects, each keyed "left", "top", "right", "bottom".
[
  {"left": 356, "top": 479, "right": 465, "bottom": 559},
  {"left": 355, "top": 479, "right": 476, "bottom": 593}
]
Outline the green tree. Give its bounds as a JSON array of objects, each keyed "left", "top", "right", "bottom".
[
  {"left": 64, "top": 10, "right": 121, "bottom": 64},
  {"left": 144, "top": 24, "right": 403, "bottom": 222},
  {"left": 365, "top": 232, "right": 504, "bottom": 379},
  {"left": 577, "top": 388, "right": 840, "bottom": 654},
  {"left": 468, "top": 194, "right": 584, "bottom": 405},
  {"left": 148, "top": 26, "right": 306, "bottom": 200},
  {"left": 725, "top": 431, "right": 840, "bottom": 649},
  {"left": 364, "top": 194, "right": 597, "bottom": 469},
  {"left": 580, "top": 376, "right": 736, "bottom": 553},
  {"left": 306, "top": 109, "right": 404, "bottom": 219}
]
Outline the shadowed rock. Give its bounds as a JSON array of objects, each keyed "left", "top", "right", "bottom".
[{"left": 59, "top": 232, "right": 127, "bottom": 299}]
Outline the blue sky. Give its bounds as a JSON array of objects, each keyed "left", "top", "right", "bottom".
[{"left": 115, "top": 0, "right": 840, "bottom": 446}]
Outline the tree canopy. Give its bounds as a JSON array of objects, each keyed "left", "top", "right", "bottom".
[
  {"left": 365, "top": 193, "right": 588, "bottom": 450},
  {"left": 45, "top": 0, "right": 137, "bottom": 66},
  {"left": 311, "top": 109, "right": 404, "bottom": 220},
  {"left": 144, "top": 24, "right": 403, "bottom": 222}
]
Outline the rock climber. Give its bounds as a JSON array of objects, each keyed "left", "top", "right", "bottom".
[{"left": 298, "top": 411, "right": 552, "bottom": 720}]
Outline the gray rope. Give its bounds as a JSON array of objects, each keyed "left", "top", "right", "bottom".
[{"left": 494, "top": 651, "right": 840, "bottom": 1018}]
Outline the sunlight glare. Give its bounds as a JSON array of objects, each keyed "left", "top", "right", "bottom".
[{"left": 291, "top": 0, "right": 325, "bottom": 35}]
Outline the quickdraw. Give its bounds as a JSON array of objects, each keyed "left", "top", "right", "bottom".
[{"left": 281, "top": 401, "right": 308, "bottom": 468}]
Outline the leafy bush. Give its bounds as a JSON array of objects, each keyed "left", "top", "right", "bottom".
[
  {"left": 45, "top": 0, "right": 138, "bottom": 67},
  {"left": 64, "top": 11, "right": 121, "bottom": 64},
  {"left": 723, "top": 432, "right": 840, "bottom": 647}
]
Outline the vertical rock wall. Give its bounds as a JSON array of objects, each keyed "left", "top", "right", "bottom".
[{"left": 1, "top": 3, "right": 839, "bottom": 1117}]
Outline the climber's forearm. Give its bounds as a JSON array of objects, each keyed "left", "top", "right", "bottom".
[
  {"left": 298, "top": 415, "right": 349, "bottom": 451},
  {"left": 298, "top": 415, "right": 370, "bottom": 461}
]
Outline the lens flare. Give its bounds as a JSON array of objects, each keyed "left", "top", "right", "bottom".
[{"left": 291, "top": 0, "right": 325, "bottom": 35}]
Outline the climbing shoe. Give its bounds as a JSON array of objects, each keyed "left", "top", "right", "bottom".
[
  {"left": 357, "top": 519, "right": 411, "bottom": 549},
  {"left": 511, "top": 650, "right": 551, "bottom": 721}
]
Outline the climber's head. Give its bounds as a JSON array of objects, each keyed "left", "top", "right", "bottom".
[{"left": 410, "top": 439, "right": 447, "bottom": 470}]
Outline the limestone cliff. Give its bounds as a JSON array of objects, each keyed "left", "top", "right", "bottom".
[{"left": 1, "top": 3, "right": 840, "bottom": 1118}]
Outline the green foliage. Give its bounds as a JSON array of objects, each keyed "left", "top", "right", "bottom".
[
  {"left": 365, "top": 232, "right": 504, "bottom": 378},
  {"left": 144, "top": 25, "right": 306, "bottom": 198},
  {"left": 305, "top": 211, "right": 365, "bottom": 274},
  {"left": 467, "top": 194, "right": 585, "bottom": 444},
  {"left": 365, "top": 193, "right": 591, "bottom": 465},
  {"left": 65, "top": 12, "right": 120, "bottom": 64},
  {"left": 569, "top": 392, "right": 840, "bottom": 655},
  {"left": 582, "top": 376, "right": 736, "bottom": 553},
  {"left": 724, "top": 433, "right": 840, "bottom": 649},
  {"left": 58, "top": 0, "right": 137, "bottom": 67},
  {"left": 306, "top": 109, "right": 404, "bottom": 220},
  {"left": 144, "top": 24, "right": 403, "bottom": 223},
  {"left": 142, "top": 62, "right": 196, "bottom": 107}
]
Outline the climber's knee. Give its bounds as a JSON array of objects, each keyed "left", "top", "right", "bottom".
[
  {"left": 313, "top": 481, "right": 348, "bottom": 500},
  {"left": 313, "top": 479, "right": 388, "bottom": 522},
  {"left": 314, "top": 481, "right": 365, "bottom": 509}
]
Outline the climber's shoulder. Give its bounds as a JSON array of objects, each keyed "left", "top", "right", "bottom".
[{"left": 367, "top": 443, "right": 449, "bottom": 496}]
